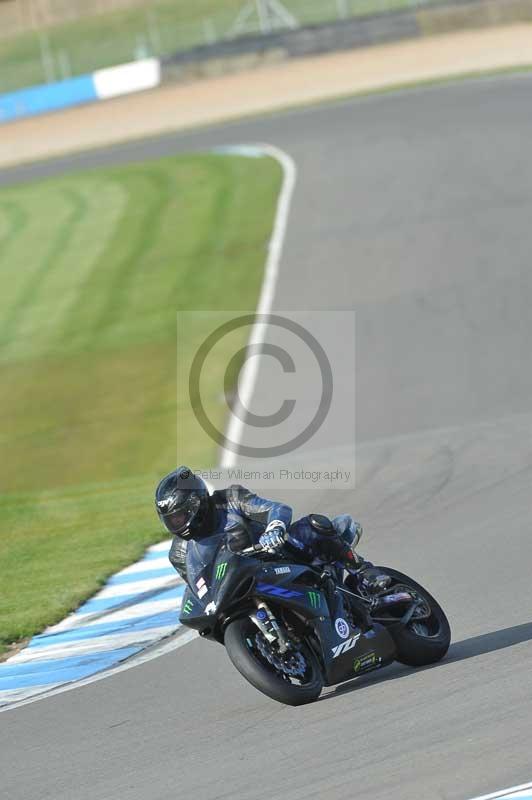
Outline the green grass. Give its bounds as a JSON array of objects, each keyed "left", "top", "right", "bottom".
[
  {"left": 0, "top": 152, "right": 281, "bottom": 652},
  {"left": 0, "top": 0, "right": 434, "bottom": 94}
]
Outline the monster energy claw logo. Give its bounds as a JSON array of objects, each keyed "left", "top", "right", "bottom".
[
  {"left": 307, "top": 591, "right": 320, "bottom": 609},
  {"left": 182, "top": 599, "right": 193, "bottom": 615},
  {"left": 215, "top": 562, "right": 228, "bottom": 580}
]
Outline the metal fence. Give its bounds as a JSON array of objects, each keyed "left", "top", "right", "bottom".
[
  {"left": 0, "top": 0, "right": 157, "bottom": 38},
  {"left": 0, "top": 0, "right": 438, "bottom": 94}
]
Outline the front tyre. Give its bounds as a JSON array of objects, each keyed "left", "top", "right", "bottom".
[
  {"left": 224, "top": 617, "right": 323, "bottom": 706},
  {"left": 376, "top": 567, "right": 451, "bottom": 667}
]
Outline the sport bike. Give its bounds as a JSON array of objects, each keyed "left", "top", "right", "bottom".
[{"left": 179, "top": 521, "right": 451, "bottom": 705}]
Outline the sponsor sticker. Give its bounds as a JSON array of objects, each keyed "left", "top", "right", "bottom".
[
  {"left": 182, "top": 599, "right": 193, "bottom": 615},
  {"left": 274, "top": 566, "right": 291, "bottom": 575},
  {"left": 157, "top": 498, "right": 173, "bottom": 510},
  {"left": 335, "top": 618, "right": 350, "bottom": 639},
  {"left": 353, "top": 652, "right": 379, "bottom": 674},
  {"left": 331, "top": 633, "right": 360, "bottom": 658}
]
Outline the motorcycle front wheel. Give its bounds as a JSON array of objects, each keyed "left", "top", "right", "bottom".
[
  {"left": 376, "top": 567, "right": 451, "bottom": 667},
  {"left": 224, "top": 616, "right": 323, "bottom": 706}
]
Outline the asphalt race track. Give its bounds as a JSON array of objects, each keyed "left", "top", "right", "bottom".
[{"left": 2, "top": 74, "right": 532, "bottom": 800}]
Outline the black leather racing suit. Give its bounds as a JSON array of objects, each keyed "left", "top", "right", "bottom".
[
  {"left": 168, "top": 484, "right": 292, "bottom": 582},
  {"left": 168, "top": 484, "right": 358, "bottom": 582}
]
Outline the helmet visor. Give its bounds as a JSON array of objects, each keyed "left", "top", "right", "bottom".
[{"left": 159, "top": 493, "right": 201, "bottom": 536}]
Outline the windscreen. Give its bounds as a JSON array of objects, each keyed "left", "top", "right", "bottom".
[{"left": 185, "top": 532, "right": 225, "bottom": 596}]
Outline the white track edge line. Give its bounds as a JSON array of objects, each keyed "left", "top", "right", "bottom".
[
  {"left": 0, "top": 629, "right": 199, "bottom": 713},
  {"left": 468, "top": 782, "right": 532, "bottom": 800},
  {"left": 219, "top": 143, "right": 297, "bottom": 468},
  {"left": 0, "top": 142, "right": 296, "bottom": 711}
]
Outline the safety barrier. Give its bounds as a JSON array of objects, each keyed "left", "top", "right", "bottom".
[
  {"left": 162, "top": 0, "right": 532, "bottom": 83},
  {"left": 0, "top": 57, "right": 160, "bottom": 124},
  {"left": 2, "top": 0, "right": 531, "bottom": 123}
]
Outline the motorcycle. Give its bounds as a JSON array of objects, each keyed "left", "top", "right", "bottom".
[{"left": 179, "top": 521, "right": 451, "bottom": 706}]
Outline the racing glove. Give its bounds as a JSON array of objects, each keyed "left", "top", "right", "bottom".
[{"left": 259, "top": 520, "right": 287, "bottom": 553}]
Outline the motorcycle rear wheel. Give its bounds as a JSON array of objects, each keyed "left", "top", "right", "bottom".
[
  {"left": 224, "top": 616, "right": 323, "bottom": 706},
  {"left": 375, "top": 567, "right": 451, "bottom": 667}
]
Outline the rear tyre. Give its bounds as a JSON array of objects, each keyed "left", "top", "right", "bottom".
[
  {"left": 224, "top": 616, "right": 323, "bottom": 706},
  {"left": 376, "top": 567, "right": 451, "bottom": 667}
]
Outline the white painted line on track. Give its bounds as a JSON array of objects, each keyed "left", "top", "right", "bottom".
[
  {"left": 0, "top": 629, "right": 198, "bottom": 713},
  {"left": 468, "top": 782, "right": 532, "bottom": 799},
  {"left": 0, "top": 683, "right": 63, "bottom": 704},
  {"left": 91, "top": 575, "right": 178, "bottom": 599},
  {"left": 115, "top": 556, "right": 171, "bottom": 574},
  {"left": 50, "top": 596, "right": 182, "bottom": 631},
  {"left": 7, "top": 624, "right": 184, "bottom": 664},
  {"left": 147, "top": 540, "right": 174, "bottom": 553},
  {"left": 216, "top": 144, "right": 297, "bottom": 468}
]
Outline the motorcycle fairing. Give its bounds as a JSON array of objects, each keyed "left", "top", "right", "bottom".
[{"left": 180, "top": 544, "right": 397, "bottom": 682}]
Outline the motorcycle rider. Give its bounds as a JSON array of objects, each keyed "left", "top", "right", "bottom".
[{"left": 155, "top": 466, "right": 363, "bottom": 584}]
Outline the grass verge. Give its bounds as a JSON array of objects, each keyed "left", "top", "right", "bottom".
[{"left": 0, "top": 152, "right": 281, "bottom": 653}]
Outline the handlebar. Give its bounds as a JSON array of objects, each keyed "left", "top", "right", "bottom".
[
  {"left": 239, "top": 541, "right": 361, "bottom": 567},
  {"left": 240, "top": 543, "right": 358, "bottom": 560},
  {"left": 240, "top": 543, "right": 266, "bottom": 556}
]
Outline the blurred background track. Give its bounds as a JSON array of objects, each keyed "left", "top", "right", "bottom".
[
  {"left": 2, "top": 23, "right": 532, "bottom": 168},
  {"left": 2, "top": 0, "right": 521, "bottom": 93}
]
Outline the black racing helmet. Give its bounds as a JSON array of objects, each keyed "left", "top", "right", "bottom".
[{"left": 155, "top": 466, "right": 214, "bottom": 540}]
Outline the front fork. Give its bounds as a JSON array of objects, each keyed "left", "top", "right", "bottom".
[{"left": 250, "top": 601, "right": 290, "bottom": 653}]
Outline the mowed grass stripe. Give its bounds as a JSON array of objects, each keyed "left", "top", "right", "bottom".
[
  {"left": 0, "top": 178, "right": 127, "bottom": 363},
  {"left": 95, "top": 171, "right": 172, "bottom": 336},
  {"left": 40, "top": 180, "right": 128, "bottom": 357},
  {"left": 0, "top": 188, "right": 75, "bottom": 328},
  {"left": 0, "top": 153, "right": 281, "bottom": 653},
  {"left": 0, "top": 188, "right": 88, "bottom": 351},
  {"left": 0, "top": 201, "right": 28, "bottom": 265},
  {"left": 61, "top": 169, "right": 172, "bottom": 347}
]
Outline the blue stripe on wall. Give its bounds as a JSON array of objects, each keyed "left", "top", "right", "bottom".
[{"left": 0, "top": 74, "right": 97, "bottom": 123}]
